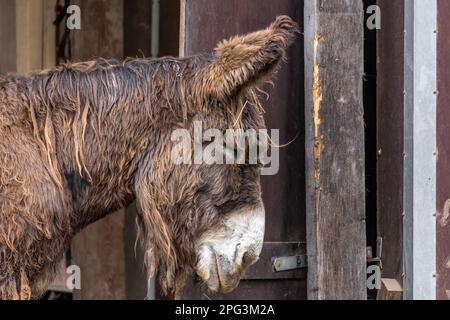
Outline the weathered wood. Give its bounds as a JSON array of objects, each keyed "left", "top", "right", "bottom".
[
  {"left": 376, "top": 0, "right": 404, "bottom": 282},
  {"left": 177, "top": 0, "right": 306, "bottom": 300},
  {"left": 363, "top": 0, "right": 378, "bottom": 257},
  {"left": 437, "top": 0, "right": 450, "bottom": 301},
  {"left": 123, "top": 0, "right": 152, "bottom": 58},
  {"left": 304, "top": 0, "right": 366, "bottom": 300},
  {"left": 241, "top": 242, "right": 306, "bottom": 280},
  {"left": 72, "top": 211, "right": 127, "bottom": 300},
  {"left": 403, "top": 0, "right": 437, "bottom": 300},
  {"left": 0, "top": 0, "right": 16, "bottom": 74},
  {"left": 377, "top": 278, "right": 403, "bottom": 300},
  {"left": 71, "top": 0, "right": 123, "bottom": 61},
  {"left": 159, "top": 0, "right": 180, "bottom": 57},
  {"left": 70, "top": 0, "right": 126, "bottom": 300},
  {"left": 15, "top": 0, "right": 44, "bottom": 73}
]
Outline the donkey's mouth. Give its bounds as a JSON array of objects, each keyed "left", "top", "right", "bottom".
[{"left": 193, "top": 204, "right": 265, "bottom": 294}]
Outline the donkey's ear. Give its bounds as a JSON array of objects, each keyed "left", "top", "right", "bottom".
[{"left": 201, "top": 16, "right": 299, "bottom": 99}]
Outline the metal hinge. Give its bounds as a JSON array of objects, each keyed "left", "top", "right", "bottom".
[{"left": 272, "top": 255, "right": 308, "bottom": 272}]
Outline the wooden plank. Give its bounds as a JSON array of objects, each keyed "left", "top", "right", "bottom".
[
  {"left": 70, "top": 0, "right": 126, "bottom": 300},
  {"left": 14, "top": 0, "right": 66, "bottom": 295},
  {"left": 122, "top": 1, "right": 153, "bottom": 300},
  {"left": 15, "top": 0, "right": 44, "bottom": 73},
  {"left": 123, "top": 0, "right": 152, "bottom": 57},
  {"left": 363, "top": 0, "right": 378, "bottom": 256},
  {"left": 42, "top": 0, "right": 56, "bottom": 68},
  {"left": 179, "top": 0, "right": 185, "bottom": 57},
  {"left": 123, "top": 204, "right": 147, "bottom": 300},
  {"left": 0, "top": 0, "right": 16, "bottom": 74},
  {"left": 376, "top": 0, "right": 404, "bottom": 282},
  {"left": 176, "top": 0, "right": 305, "bottom": 300},
  {"left": 180, "top": 279, "right": 306, "bottom": 300},
  {"left": 304, "top": 0, "right": 366, "bottom": 300},
  {"left": 72, "top": 211, "right": 127, "bottom": 300},
  {"left": 437, "top": 0, "right": 450, "bottom": 301}
]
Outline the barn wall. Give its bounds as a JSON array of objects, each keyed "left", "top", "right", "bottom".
[
  {"left": 15, "top": 0, "right": 56, "bottom": 73},
  {"left": 376, "top": 0, "right": 404, "bottom": 282},
  {"left": 0, "top": 0, "right": 16, "bottom": 74},
  {"left": 305, "top": 0, "right": 366, "bottom": 300}
]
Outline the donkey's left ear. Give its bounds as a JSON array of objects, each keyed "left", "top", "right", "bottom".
[{"left": 200, "top": 16, "right": 299, "bottom": 100}]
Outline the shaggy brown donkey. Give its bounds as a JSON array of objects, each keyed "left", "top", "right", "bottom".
[{"left": 0, "top": 16, "right": 299, "bottom": 299}]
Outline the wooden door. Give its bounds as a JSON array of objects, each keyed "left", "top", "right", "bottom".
[{"left": 177, "top": 0, "right": 306, "bottom": 300}]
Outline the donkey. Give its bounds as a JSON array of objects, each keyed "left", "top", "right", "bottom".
[{"left": 0, "top": 16, "right": 299, "bottom": 299}]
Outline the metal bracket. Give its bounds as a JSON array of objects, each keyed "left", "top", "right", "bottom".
[{"left": 272, "top": 255, "right": 307, "bottom": 272}]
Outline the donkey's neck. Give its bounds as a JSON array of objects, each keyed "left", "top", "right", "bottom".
[{"left": 17, "top": 57, "right": 200, "bottom": 232}]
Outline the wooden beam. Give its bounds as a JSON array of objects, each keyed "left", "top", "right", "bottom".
[
  {"left": 304, "top": 0, "right": 366, "bottom": 300},
  {"left": 437, "top": 0, "right": 450, "bottom": 301},
  {"left": 72, "top": 211, "right": 127, "bottom": 299},
  {"left": 42, "top": 0, "right": 56, "bottom": 69},
  {"left": 377, "top": 278, "right": 403, "bottom": 300},
  {"left": 0, "top": 0, "right": 16, "bottom": 74}
]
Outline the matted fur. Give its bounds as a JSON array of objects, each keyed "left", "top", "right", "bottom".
[{"left": 0, "top": 16, "right": 299, "bottom": 299}]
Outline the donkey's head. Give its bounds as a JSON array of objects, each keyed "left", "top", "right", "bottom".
[{"left": 135, "top": 16, "right": 299, "bottom": 298}]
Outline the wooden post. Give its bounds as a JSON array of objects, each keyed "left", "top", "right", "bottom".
[
  {"left": 70, "top": 0, "right": 127, "bottom": 300},
  {"left": 304, "top": 0, "right": 367, "bottom": 300},
  {"left": 0, "top": 0, "right": 16, "bottom": 74}
]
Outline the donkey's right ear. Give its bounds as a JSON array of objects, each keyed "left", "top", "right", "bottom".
[{"left": 200, "top": 16, "right": 299, "bottom": 100}]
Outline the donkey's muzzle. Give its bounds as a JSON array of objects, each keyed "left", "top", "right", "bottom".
[{"left": 194, "top": 205, "right": 265, "bottom": 293}]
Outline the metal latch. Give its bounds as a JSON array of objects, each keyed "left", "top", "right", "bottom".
[{"left": 272, "top": 255, "right": 307, "bottom": 272}]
